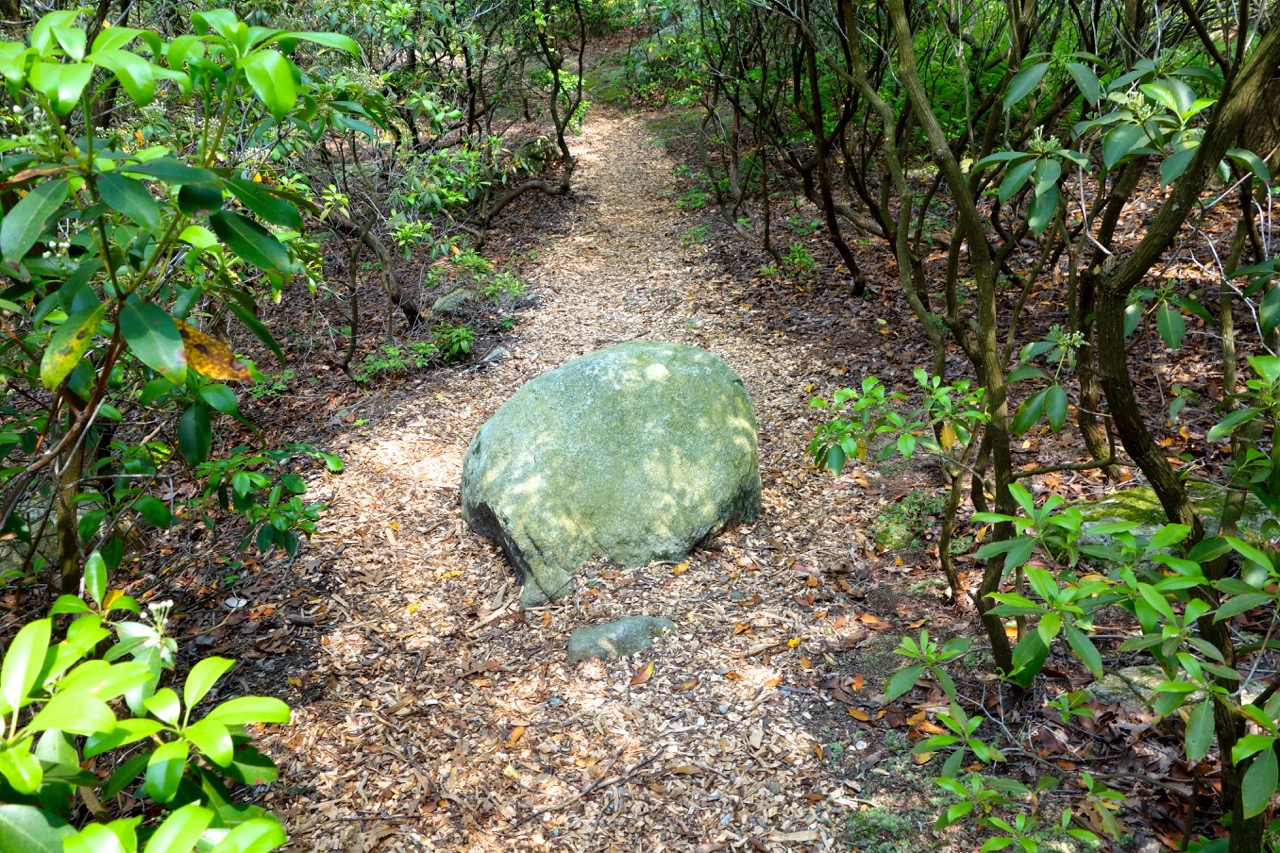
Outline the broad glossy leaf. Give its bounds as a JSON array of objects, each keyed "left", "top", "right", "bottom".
[
  {"left": 1260, "top": 286, "right": 1280, "bottom": 336},
  {"left": 39, "top": 301, "right": 106, "bottom": 390},
  {"left": 88, "top": 49, "right": 156, "bottom": 105},
  {"left": 0, "top": 805, "right": 73, "bottom": 853},
  {"left": 1004, "top": 62, "right": 1048, "bottom": 109},
  {"left": 85, "top": 549, "right": 106, "bottom": 607},
  {"left": 184, "top": 657, "right": 234, "bottom": 711},
  {"left": 119, "top": 300, "right": 186, "bottom": 384},
  {"left": 28, "top": 691, "right": 116, "bottom": 734},
  {"left": 226, "top": 178, "right": 302, "bottom": 230},
  {"left": 143, "top": 803, "right": 214, "bottom": 853},
  {"left": 199, "top": 383, "right": 240, "bottom": 417},
  {"left": 1156, "top": 304, "right": 1185, "bottom": 348},
  {"left": 1011, "top": 387, "right": 1048, "bottom": 434},
  {"left": 0, "top": 743, "right": 41, "bottom": 794},
  {"left": 1, "top": 177, "right": 69, "bottom": 264},
  {"left": 204, "top": 695, "right": 290, "bottom": 726},
  {"left": 242, "top": 49, "right": 295, "bottom": 119},
  {"left": 216, "top": 817, "right": 286, "bottom": 853},
  {"left": 120, "top": 158, "right": 217, "bottom": 187},
  {"left": 1045, "top": 383, "right": 1068, "bottom": 431},
  {"left": 92, "top": 26, "right": 144, "bottom": 53},
  {"left": 1065, "top": 61, "right": 1100, "bottom": 104},
  {"left": 28, "top": 60, "right": 92, "bottom": 114},
  {"left": 280, "top": 31, "right": 360, "bottom": 55},
  {"left": 1160, "top": 145, "right": 1198, "bottom": 185},
  {"left": 182, "top": 718, "right": 233, "bottom": 767},
  {"left": 1, "top": 618, "right": 50, "bottom": 714},
  {"left": 1185, "top": 699, "right": 1214, "bottom": 761},
  {"left": 1242, "top": 746, "right": 1278, "bottom": 818},
  {"left": 1103, "top": 124, "right": 1146, "bottom": 169},
  {"left": 209, "top": 210, "right": 291, "bottom": 274},
  {"left": 98, "top": 173, "right": 161, "bottom": 232},
  {"left": 145, "top": 740, "right": 189, "bottom": 803},
  {"left": 177, "top": 404, "right": 211, "bottom": 464},
  {"left": 177, "top": 182, "right": 223, "bottom": 217}
]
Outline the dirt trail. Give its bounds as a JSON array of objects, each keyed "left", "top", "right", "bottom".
[{"left": 264, "top": 109, "right": 889, "bottom": 853}]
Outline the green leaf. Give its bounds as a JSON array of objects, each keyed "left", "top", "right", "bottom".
[
  {"left": 1103, "top": 123, "right": 1146, "bottom": 169},
  {"left": 278, "top": 31, "right": 360, "bottom": 55},
  {"left": 1160, "top": 146, "right": 1198, "bottom": 185},
  {"left": 177, "top": 404, "right": 211, "bottom": 465},
  {"left": 28, "top": 691, "right": 116, "bottom": 734},
  {"left": 133, "top": 496, "right": 172, "bottom": 528},
  {"left": 145, "top": 687, "right": 181, "bottom": 726},
  {"left": 1065, "top": 61, "right": 1100, "bottom": 104},
  {"left": 1156, "top": 304, "right": 1186, "bottom": 348},
  {"left": 215, "top": 817, "right": 287, "bottom": 853},
  {"left": 119, "top": 301, "right": 186, "bottom": 384},
  {"left": 84, "top": 718, "right": 164, "bottom": 758},
  {"left": 224, "top": 744, "right": 279, "bottom": 786},
  {"left": 1260, "top": 286, "right": 1280, "bottom": 336},
  {"left": 225, "top": 301, "right": 284, "bottom": 365},
  {"left": 143, "top": 803, "right": 214, "bottom": 853},
  {"left": 200, "top": 384, "right": 240, "bottom": 417},
  {"left": 88, "top": 49, "right": 157, "bottom": 105},
  {"left": 885, "top": 665, "right": 925, "bottom": 701},
  {"left": 177, "top": 182, "right": 224, "bottom": 217},
  {"left": 202, "top": 695, "right": 289, "bottom": 726},
  {"left": 226, "top": 179, "right": 302, "bottom": 230},
  {"left": 1, "top": 177, "right": 69, "bottom": 265},
  {"left": 1045, "top": 383, "right": 1068, "bottom": 431},
  {"left": 1227, "top": 147, "right": 1271, "bottom": 183},
  {"left": 65, "top": 824, "right": 130, "bottom": 853},
  {"left": 103, "top": 751, "right": 150, "bottom": 799},
  {"left": 1, "top": 618, "right": 50, "bottom": 714},
  {"left": 28, "top": 60, "right": 93, "bottom": 114},
  {"left": 182, "top": 718, "right": 233, "bottom": 767},
  {"left": 1027, "top": 184, "right": 1058, "bottom": 234},
  {"left": 1242, "top": 746, "right": 1278, "bottom": 818},
  {"left": 998, "top": 158, "right": 1036, "bottom": 204},
  {"left": 1214, "top": 593, "right": 1272, "bottom": 623},
  {"left": 209, "top": 210, "right": 291, "bottom": 275},
  {"left": 98, "top": 172, "right": 161, "bottom": 232},
  {"left": 39, "top": 301, "right": 106, "bottom": 390},
  {"left": 1004, "top": 62, "right": 1049, "bottom": 108},
  {"left": 119, "top": 158, "right": 218, "bottom": 187},
  {"left": 1064, "top": 624, "right": 1103, "bottom": 677},
  {"left": 0, "top": 804, "right": 74, "bottom": 853},
  {"left": 145, "top": 740, "right": 189, "bottom": 804},
  {"left": 1011, "top": 388, "right": 1048, "bottom": 434},
  {"left": 0, "top": 743, "right": 42, "bottom": 794},
  {"left": 184, "top": 657, "right": 235, "bottom": 711},
  {"left": 242, "top": 49, "right": 296, "bottom": 119},
  {"left": 1207, "top": 407, "right": 1261, "bottom": 442},
  {"left": 1225, "top": 536, "right": 1275, "bottom": 572},
  {"left": 1186, "top": 699, "right": 1214, "bottom": 762}
]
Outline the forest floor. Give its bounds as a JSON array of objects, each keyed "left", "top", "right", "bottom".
[{"left": 233, "top": 101, "right": 995, "bottom": 853}]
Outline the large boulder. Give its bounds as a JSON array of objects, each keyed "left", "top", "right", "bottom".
[{"left": 462, "top": 341, "right": 761, "bottom": 606}]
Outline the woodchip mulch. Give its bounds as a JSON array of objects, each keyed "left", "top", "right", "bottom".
[{"left": 254, "top": 108, "right": 942, "bottom": 853}]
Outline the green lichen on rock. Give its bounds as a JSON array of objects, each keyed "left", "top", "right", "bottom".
[
  {"left": 567, "top": 616, "right": 676, "bottom": 663},
  {"left": 461, "top": 341, "right": 762, "bottom": 606}
]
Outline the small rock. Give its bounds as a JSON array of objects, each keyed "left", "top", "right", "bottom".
[{"left": 567, "top": 615, "right": 676, "bottom": 663}]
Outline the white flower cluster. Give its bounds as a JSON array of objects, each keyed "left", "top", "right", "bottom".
[{"left": 41, "top": 240, "right": 72, "bottom": 259}]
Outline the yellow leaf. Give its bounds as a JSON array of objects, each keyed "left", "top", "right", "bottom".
[
  {"left": 678, "top": 678, "right": 700, "bottom": 690},
  {"left": 787, "top": 637, "right": 803, "bottom": 648},
  {"left": 913, "top": 752, "right": 934, "bottom": 765},
  {"left": 848, "top": 707, "right": 870, "bottom": 722},
  {"left": 799, "top": 654, "right": 813, "bottom": 670},
  {"left": 406, "top": 601, "right": 419, "bottom": 614},
  {"left": 287, "top": 676, "right": 301, "bottom": 687},
  {"left": 855, "top": 438, "right": 867, "bottom": 460},
  {"left": 630, "top": 660, "right": 655, "bottom": 685},
  {"left": 940, "top": 421, "right": 957, "bottom": 449},
  {"left": 442, "top": 571, "right": 462, "bottom": 578},
  {"left": 504, "top": 726, "right": 526, "bottom": 748},
  {"left": 175, "top": 319, "right": 251, "bottom": 381},
  {"left": 673, "top": 561, "right": 689, "bottom": 575},
  {"left": 502, "top": 763, "right": 520, "bottom": 780}
]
